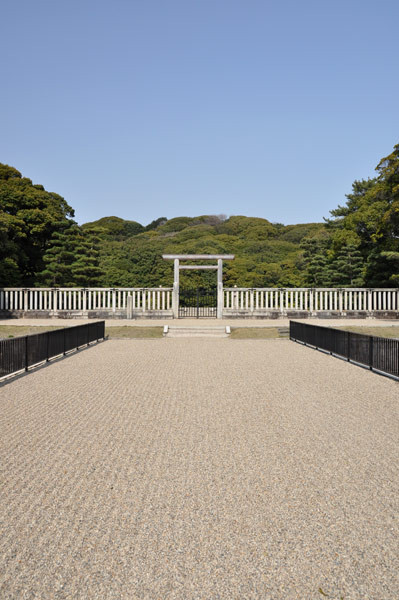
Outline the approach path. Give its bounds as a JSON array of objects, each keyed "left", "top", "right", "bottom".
[{"left": 1, "top": 339, "right": 398, "bottom": 599}]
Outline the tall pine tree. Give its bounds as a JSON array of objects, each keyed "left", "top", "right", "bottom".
[
  {"left": 328, "top": 243, "right": 364, "bottom": 286},
  {"left": 39, "top": 225, "right": 103, "bottom": 286}
]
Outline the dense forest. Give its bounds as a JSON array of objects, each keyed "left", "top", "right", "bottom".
[{"left": 1, "top": 143, "right": 398, "bottom": 289}]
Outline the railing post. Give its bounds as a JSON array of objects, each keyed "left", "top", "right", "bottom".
[
  {"left": 126, "top": 295, "right": 133, "bottom": 319},
  {"left": 25, "top": 336, "right": 29, "bottom": 371},
  {"left": 347, "top": 331, "right": 350, "bottom": 362},
  {"left": 142, "top": 289, "right": 146, "bottom": 313},
  {"left": 112, "top": 288, "right": 116, "bottom": 313},
  {"left": 369, "top": 335, "right": 373, "bottom": 370}
]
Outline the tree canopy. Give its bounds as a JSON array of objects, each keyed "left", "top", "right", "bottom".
[
  {"left": 326, "top": 144, "right": 399, "bottom": 286},
  {"left": 0, "top": 164, "right": 74, "bottom": 285}
]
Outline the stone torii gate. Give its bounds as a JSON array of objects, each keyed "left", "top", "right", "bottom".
[{"left": 162, "top": 254, "right": 235, "bottom": 318}]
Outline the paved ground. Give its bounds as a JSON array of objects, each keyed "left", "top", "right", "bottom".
[
  {"left": 0, "top": 339, "right": 398, "bottom": 599},
  {"left": 1, "top": 317, "right": 399, "bottom": 328}
]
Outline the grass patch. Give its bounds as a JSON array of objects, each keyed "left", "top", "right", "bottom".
[
  {"left": 0, "top": 326, "right": 61, "bottom": 339},
  {"left": 106, "top": 326, "right": 163, "bottom": 339},
  {"left": 230, "top": 327, "right": 281, "bottom": 339},
  {"left": 0, "top": 325, "right": 163, "bottom": 340},
  {"left": 335, "top": 326, "right": 399, "bottom": 339}
]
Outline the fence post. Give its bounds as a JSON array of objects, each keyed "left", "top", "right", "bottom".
[
  {"left": 126, "top": 295, "right": 133, "bottom": 319},
  {"left": 347, "top": 331, "right": 350, "bottom": 362},
  {"left": 142, "top": 289, "right": 146, "bottom": 313},
  {"left": 112, "top": 289, "right": 116, "bottom": 313},
  {"left": 369, "top": 335, "right": 373, "bottom": 370},
  {"left": 250, "top": 289, "right": 254, "bottom": 314},
  {"left": 25, "top": 336, "right": 29, "bottom": 371},
  {"left": 217, "top": 259, "right": 223, "bottom": 319},
  {"left": 63, "top": 328, "right": 66, "bottom": 356},
  {"left": 46, "top": 331, "right": 50, "bottom": 362}
]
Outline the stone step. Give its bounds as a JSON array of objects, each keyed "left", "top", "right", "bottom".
[
  {"left": 165, "top": 326, "right": 229, "bottom": 338},
  {"left": 168, "top": 333, "right": 229, "bottom": 338}
]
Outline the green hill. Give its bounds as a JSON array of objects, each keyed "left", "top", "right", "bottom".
[
  {"left": 82, "top": 216, "right": 144, "bottom": 239},
  {"left": 88, "top": 214, "right": 326, "bottom": 288}
]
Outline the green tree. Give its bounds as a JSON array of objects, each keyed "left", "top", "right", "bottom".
[
  {"left": 300, "top": 238, "right": 332, "bottom": 286},
  {"left": 0, "top": 211, "right": 25, "bottom": 285},
  {"left": 39, "top": 225, "right": 103, "bottom": 286},
  {"left": 82, "top": 216, "right": 144, "bottom": 239},
  {"left": 0, "top": 163, "right": 74, "bottom": 285},
  {"left": 70, "top": 227, "right": 103, "bottom": 286},
  {"left": 327, "top": 143, "right": 399, "bottom": 286},
  {"left": 328, "top": 243, "right": 364, "bottom": 286}
]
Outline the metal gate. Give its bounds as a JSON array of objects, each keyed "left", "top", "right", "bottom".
[{"left": 178, "top": 287, "right": 217, "bottom": 318}]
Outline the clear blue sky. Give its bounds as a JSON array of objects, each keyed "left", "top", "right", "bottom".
[{"left": 1, "top": 0, "right": 398, "bottom": 226}]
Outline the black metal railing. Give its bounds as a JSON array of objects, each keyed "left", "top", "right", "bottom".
[
  {"left": 0, "top": 321, "right": 105, "bottom": 379},
  {"left": 290, "top": 321, "right": 399, "bottom": 379}
]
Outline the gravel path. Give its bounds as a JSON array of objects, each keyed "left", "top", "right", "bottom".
[{"left": 1, "top": 339, "right": 398, "bottom": 599}]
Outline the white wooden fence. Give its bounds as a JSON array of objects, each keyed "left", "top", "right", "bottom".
[
  {"left": 0, "top": 288, "right": 172, "bottom": 312},
  {"left": 223, "top": 288, "right": 399, "bottom": 313},
  {"left": 0, "top": 287, "right": 398, "bottom": 317}
]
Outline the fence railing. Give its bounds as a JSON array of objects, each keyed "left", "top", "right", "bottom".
[
  {"left": 223, "top": 288, "right": 399, "bottom": 312},
  {"left": 0, "top": 288, "right": 173, "bottom": 312},
  {"left": 290, "top": 321, "right": 399, "bottom": 379},
  {"left": 0, "top": 321, "right": 105, "bottom": 379},
  {"left": 1, "top": 287, "right": 399, "bottom": 315}
]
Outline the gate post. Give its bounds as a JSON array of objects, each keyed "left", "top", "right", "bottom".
[
  {"left": 172, "top": 258, "right": 179, "bottom": 318},
  {"left": 126, "top": 294, "right": 133, "bottom": 319},
  {"left": 217, "top": 259, "right": 223, "bottom": 319}
]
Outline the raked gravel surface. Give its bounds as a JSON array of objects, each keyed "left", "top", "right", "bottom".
[{"left": 0, "top": 339, "right": 398, "bottom": 600}]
